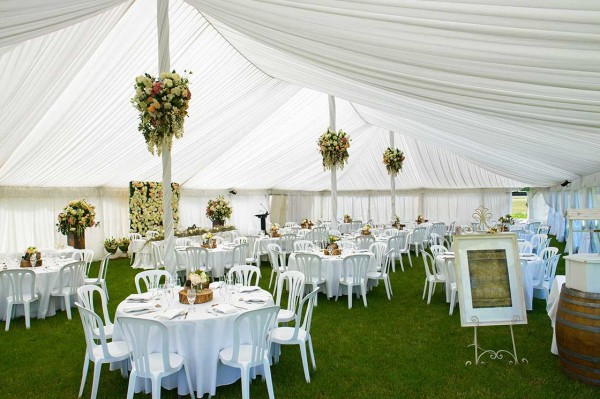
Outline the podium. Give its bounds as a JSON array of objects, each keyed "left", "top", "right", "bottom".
[{"left": 255, "top": 212, "right": 269, "bottom": 233}]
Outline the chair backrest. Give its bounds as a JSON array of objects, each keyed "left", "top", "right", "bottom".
[
  {"left": 514, "top": 229, "right": 527, "bottom": 239},
  {"left": 518, "top": 241, "right": 533, "bottom": 254},
  {"left": 341, "top": 254, "right": 370, "bottom": 285},
  {"left": 537, "top": 238, "right": 551, "bottom": 255},
  {"left": 233, "top": 236, "right": 248, "bottom": 245},
  {"left": 526, "top": 222, "right": 541, "bottom": 233},
  {"left": 118, "top": 316, "right": 172, "bottom": 377},
  {"left": 411, "top": 227, "right": 426, "bottom": 242},
  {"left": 539, "top": 246, "right": 559, "bottom": 261},
  {"left": 279, "top": 234, "right": 297, "bottom": 253},
  {"left": 220, "top": 231, "right": 235, "bottom": 243},
  {"left": 284, "top": 222, "right": 295, "bottom": 228},
  {"left": 145, "top": 230, "right": 159, "bottom": 238},
  {"left": 175, "top": 237, "right": 192, "bottom": 247},
  {"left": 421, "top": 250, "right": 436, "bottom": 279},
  {"left": 231, "top": 243, "right": 249, "bottom": 267},
  {"left": 0, "top": 269, "right": 35, "bottom": 302},
  {"left": 246, "top": 236, "right": 258, "bottom": 259},
  {"left": 268, "top": 244, "right": 286, "bottom": 273},
  {"left": 430, "top": 245, "right": 448, "bottom": 258},
  {"left": 431, "top": 222, "right": 447, "bottom": 237},
  {"left": 369, "top": 242, "right": 387, "bottom": 269},
  {"left": 135, "top": 270, "right": 172, "bottom": 293},
  {"left": 544, "top": 254, "right": 560, "bottom": 282},
  {"left": 384, "top": 228, "right": 400, "bottom": 237},
  {"left": 288, "top": 288, "right": 318, "bottom": 340},
  {"left": 328, "top": 229, "right": 341, "bottom": 238},
  {"left": 530, "top": 234, "right": 548, "bottom": 248},
  {"left": 275, "top": 271, "right": 305, "bottom": 315},
  {"left": 295, "top": 253, "right": 323, "bottom": 283},
  {"left": 73, "top": 249, "right": 94, "bottom": 274},
  {"left": 59, "top": 261, "right": 86, "bottom": 295},
  {"left": 537, "top": 225, "right": 550, "bottom": 235},
  {"left": 77, "top": 284, "right": 112, "bottom": 329},
  {"left": 350, "top": 221, "right": 363, "bottom": 230},
  {"left": 230, "top": 306, "right": 279, "bottom": 367},
  {"left": 386, "top": 233, "right": 407, "bottom": 254},
  {"left": 227, "top": 265, "right": 261, "bottom": 286},
  {"left": 355, "top": 235, "right": 375, "bottom": 250},
  {"left": 76, "top": 303, "right": 112, "bottom": 360},
  {"left": 151, "top": 242, "right": 165, "bottom": 268},
  {"left": 128, "top": 232, "right": 142, "bottom": 240},
  {"left": 294, "top": 240, "right": 316, "bottom": 252},
  {"left": 337, "top": 240, "right": 356, "bottom": 250},
  {"left": 97, "top": 253, "right": 110, "bottom": 282},
  {"left": 185, "top": 247, "right": 209, "bottom": 272}
]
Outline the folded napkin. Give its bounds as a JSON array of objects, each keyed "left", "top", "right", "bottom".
[
  {"left": 241, "top": 293, "right": 272, "bottom": 303},
  {"left": 238, "top": 286, "right": 261, "bottom": 293},
  {"left": 122, "top": 302, "right": 156, "bottom": 313},
  {"left": 213, "top": 303, "right": 238, "bottom": 314},
  {"left": 155, "top": 308, "right": 183, "bottom": 320},
  {"left": 126, "top": 292, "right": 154, "bottom": 302},
  {"left": 209, "top": 281, "right": 225, "bottom": 290}
]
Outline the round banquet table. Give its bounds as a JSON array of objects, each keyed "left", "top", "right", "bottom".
[
  {"left": 113, "top": 288, "right": 274, "bottom": 397},
  {"left": 288, "top": 250, "right": 377, "bottom": 298},
  {"left": 0, "top": 258, "right": 83, "bottom": 320},
  {"left": 174, "top": 245, "right": 234, "bottom": 279}
]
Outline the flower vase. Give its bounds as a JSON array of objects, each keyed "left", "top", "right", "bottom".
[
  {"left": 67, "top": 232, "right": 85, "bottom": 249},
  {"left": 212, "top": 220, "right": 224, "bottom": 228}
]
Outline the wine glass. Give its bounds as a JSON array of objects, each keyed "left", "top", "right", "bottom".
[
  {"left": 187, "top": 287, "right": 196, "bottom": 313},
  {"left": 30, "top": 253, "right": 37, "bottom": 268}
]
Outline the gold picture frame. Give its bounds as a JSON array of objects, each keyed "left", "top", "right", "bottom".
[{"left": 454, "top": 234, "right": 527, "bottom": 327}]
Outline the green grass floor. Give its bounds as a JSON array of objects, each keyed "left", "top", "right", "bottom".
[{"left": 1, "top": 237, "right": 597, "bottom": 398}]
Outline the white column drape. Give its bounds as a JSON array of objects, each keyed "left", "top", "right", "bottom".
[
  {"left": 328, "top": 94, "right": 338, "bottom": 230},
  {"left": 389, "top": 130, "right": 396, "bottom": 220},
  {"left": 157, "top": 0, "right": 175, "bottom": 273}
]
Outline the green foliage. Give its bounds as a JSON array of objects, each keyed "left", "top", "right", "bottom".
[
  {"left": 0, "top": 237, "right": 594, "bottom": 398},
  {"left": 512, "top": 196, "right": 528, "bottom": 219}
]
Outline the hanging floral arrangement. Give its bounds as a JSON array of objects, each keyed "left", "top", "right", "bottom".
[
  {"left": 317, "top": 127, "right": 351, "bottom": 170},
  {"left": 383, "top": 147, "right": 405, "bottom": 175},
  {"left": 206, "top": 196, "right": 233, "bottom": 224},
  {"left": 56, "top": 199, "right": 99, "bottom": 236},
  {"left": 131, "top": 70, "right": 192, "bottom": 156}
]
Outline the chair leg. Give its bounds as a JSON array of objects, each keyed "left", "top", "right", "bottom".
[
  {"left": 91, "top": 362, "right": 102, "bottom": 399},
  {"left": 384, "top": 278, "right": 391, "bottom": 300},
  {"left": 313, "top": 284, "right": 318, "bottom": 306},
  {"left": 24, "top": 302, "right": 31, "bottom": 329},
  {"left": 390, "top": 255, "right": 396, "bottom": 272},
  {"left": 5, "top": 303, "right": 13, "bottom": 331},
  {"left": 101, "top": 281, "right": 109, "bottom": 301},
  {"left": 79, "top": 353, "right": 89, "bottom": 398},
  {"left": 268, "top": 269, "right": 275, "bottom": 289},
  {"left": 427, "top": 281, "right": 436, "bottom": 304},
  {"left": 422, "top": 279, "right": 428, "bottom": 300},
  {"left": 408, "top": 252, "right": 413, "bottom": 267},
  {"left": 388, "top": 277, "right": 393, "bottom": 297},
  {"left": 347, "top": 286, "right": 353, "bottom": 309},
  {"left": 361, "top": 283, "right": 368, "bottom": 307},
  {"left": 240, "top": 366, "right": 251, "bottom": 399},
  {"left": 126, "top": 372, "right": 137, "bottom": 399},
  {"left": 65, "top": 295, "right": 72, "bottom": 320},
  {"left": 299, "top": 341, "right": 311, "bottom": 383},
  {"left": 308, "top": 336, "right": 316, "bottom": 370},
  {"left": 151, "top": 376, "right": 161, "bottom": 399},
  {"left": 449, "top": 290, "right": 457, "bottom": 316},
  {"left": 398, "top": 255, "right": 404, "bottom": 272},
  {"left": 263, "top": 359, "right": 275, "bottom": 399}
]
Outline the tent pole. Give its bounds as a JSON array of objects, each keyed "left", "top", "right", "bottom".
[
  {"left": 390, "top": 130, "right": 396, "bottom": 221},
  {"left": 328, "top": 95, "right": 338, "bottom": 230},
  {"left": 158, "top": 0, "right": 175, "bottom": 272}
]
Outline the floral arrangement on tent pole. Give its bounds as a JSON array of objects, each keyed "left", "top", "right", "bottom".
[
  {"left": 57, "top": 199, "right": 99, "bottom": 237},
  {"left": 131, "top": 71, "right": 192, "bottom": 155},
  {"left": 317, "top": 127, "right": 351, "bottom": 170},
  {"left": 103, "top": 238, "right": 118, "bottom": 254},
  {"left": 206, "top": 196, "right": 232, "bottom": 227},
  {"left": 383, "top": 147, "right": 406, "bottom": 175},
  {"left": 129, "top": 181, "right": 180, "bottom": 235}
]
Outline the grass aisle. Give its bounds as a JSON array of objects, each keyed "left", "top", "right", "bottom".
[{"left": 0, "top": 237, "right": 596, "bottom": 398}]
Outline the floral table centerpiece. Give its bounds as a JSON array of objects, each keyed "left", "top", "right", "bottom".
[
  {"left": 392, "top": 215, "right": 405, "bottom": 230},
  {"left": 361, "top": 224, "right": 372, "bottom": 235},
  {"left": 21, "top": 246, "right": 42, "bottom": 268},
  {"left": 317, "top": 128, "right": 351, "bottom": 170},
  {"left": 131, "top": 71, "right": 191, "bottom": 156},
  {"left": 103, "top": 238, "right": 118, "bottom": 255},
  {"left": 206, "top": 196, "right": 232, "bottom": 228},
  {"left": 416, "top": 215, "right": 428, "bottom": 225},
  {"left": 270, "top": 223, "right": 281, "bottom": 237},
  {"left": 56, "top": 199, "right": 99, "bottom": 249},
  {"left": 343, "top": 214, "right": 352, "bottom": 223},
  {"left": 180, "top": 270, "right": 213, "bottom": 304},
  {"left": 325, "top": 235, "right": 341, "bottom": 255},
  {"left": 300, "top": 219, "right": 313, "bottom": 229},
  {"left": 201, "top": 232, "right": 216, "bottom": 249},
  {"left": 383, "top": 147, "right": 406, "bottom": 175},
  {"left": 498, "top": 214, "right": 515, "bottom": 232},
  {"left": 117, "top": 237, "right": 130, "bottom": 254}
]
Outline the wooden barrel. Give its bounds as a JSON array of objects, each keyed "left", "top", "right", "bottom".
[{"left": 556, "top": 284, "right": 600, "bottom": 386}]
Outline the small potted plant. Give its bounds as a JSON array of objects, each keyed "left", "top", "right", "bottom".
[
  {"left": 498, "top": 214, "right": 515, "bottom": 232},
  {"left": 270, "top": 223, "right": 281, "bottom": 237},
  {"left": 117, "top": 237, "right": 130, "bottom": 254},
  {"left": 103, "top": 237, "right": 118, "bottom": 255}
]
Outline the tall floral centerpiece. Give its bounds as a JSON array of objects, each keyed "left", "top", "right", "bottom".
[
  {"left": 57, "top": 199, "right": 98, "bottom": 249},
  {"left": 383, "top": 147, "right": 406, "bottom": 175},
  {"left": 206, "top": 196, "right": 232, "bottom": 228},
  {"left": 131, "top": 71, "right": 191, "bottom": 155},
  {"left": 317, "top": 128, "right": 351, "bottom": 170}
]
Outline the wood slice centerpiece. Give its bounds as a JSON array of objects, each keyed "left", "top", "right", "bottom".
[
  {"left": 179, "top": 288, "right": 213, "bottom": 304},
  {"left": 270, "top": 231, "right": 281, "bottom": 238},
  {"left": 361, "top": 229, "right": 371, "bottom": 235},
  {"left": 21, "top": 252, "right": 42, "bottom": 268}
]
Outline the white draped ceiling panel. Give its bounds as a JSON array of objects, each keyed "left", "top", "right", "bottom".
[{"left": 0, "top": 0, "right": 599, "bottom": 191}]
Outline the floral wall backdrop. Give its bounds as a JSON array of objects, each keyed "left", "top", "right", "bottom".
[{"left": 129, "top": 181, "right": 180, "bottom": 234}]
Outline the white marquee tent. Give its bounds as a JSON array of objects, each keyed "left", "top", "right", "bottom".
[{"left": 1, "top": 0, "right": 599, "bottom": 257}]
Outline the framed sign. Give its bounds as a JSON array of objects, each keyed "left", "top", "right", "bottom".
[{"left": 454, "top": 234, "right": 527, "bottom": 327}]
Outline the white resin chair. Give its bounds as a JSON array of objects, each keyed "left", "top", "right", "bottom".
[
  {"left": 267, "top": 243, "right": 287, "bottom": 294},
  {"left": 328, "top": 229, "right": 341, "bottom": 238},
  {"left": 0, "top": 269, "right": 38, "bottom": 330},
  {"left": 84, "top": 254, "right": 110, "bottom": 300},
  {"left": 50, "top": 261, "right": 86, "bottom": 320},
  {"left": 233, "top": 236, "right": 248, "bottom": 245},
  {"left": 336, "top": 254, "right": 370, "bottom": 308},
  {"left": 245, "top": 236, "right": 259, "bottom": 266},
  {"left": 219, "top": 306, "right": 279, "bottom": 399},
  {"left": 73, "top": 249, "right": 94, "bottom": 278},
  {"left": 337, "top": 240, "right": 356, "bottom": 251},
  {"left": 145, "top": 230, "right": 159, "bottom": 238},
  {"left": 355, "top": 235, "right": 375, "bottom": 250},
  {"left": 409, "top": 227, "right": 427, "bottom": 256},
  {"left": 128, "top": 232, "right": 142, "bottom": 240},
  {"left": 185, "top": 247, "right": 209, "bottom": 274},
  {"left": 275, "top": 270, "right": 305, "bottom": 324},
  {"left": 119, "top": 316, "right": 195, "bottom": 399},
  {"left": 76, "top": 304, "right": 130, "bottom": 399},
  {"left": 518, "top": 241, "right": 534, "bottom": 254},
  {"left": 446, "top": 260, "right": 459, "bottom": 315},
  {"left": 135, "top": 270, "right": 172, "bottom": 294},
  {"left": 533, "top": 254, "right": 560, "bottom": 300},
  {"left": 225, "top": 243, "right": 249, "bottom": 272},
  {"left": 175, "top": 237, "right": 192, "bottom": 247},
  {"left": 387, "top": 232, "right": 412, "bottom": 272},
  {"left": 77, "top": 284, "right": 114, "bottom": 339},
  {"left": 151, "top": 242, "right": 166, "bottom": 269},
  {"left": 539, "top": 246, "right": 559, "bottom": 262},
  {"left": 271, "top": 289, "right": 319, "bottom": 383},
  {"left": 366, "top": 250, "right": 393, "bottom": 300},
  {"left": 227, "top": 265, "right": 261, "bottom": 286},
  {"left": 294, "top": 240, "right": 316, "bottom": 252},
  {"left": 295, "top": 253, "right": 325, "bottom": 306},
  {"left": 421, "top": 251, "right": 445, "bottom": 304},
  {"left": 369, "top": 242, "right": 387, "bottom": 271},
  {"left": 384, "top": 228, "right": 400, "bottom": 237},
  {"left": 530, "top": 234, "right": 548, "bottom": 254},
  {"left": 429, "top": 245, "right": 448, "bottom": 258},
  {"left": 279, "top": 233, "right": 297, "bottom": 255}
]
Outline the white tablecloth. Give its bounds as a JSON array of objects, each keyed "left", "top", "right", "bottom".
[
  {"left": 288, "top": 251, "right": 376, "bottom": 298},
  {"left": 175, "top": 246, "right": 234, "bottom": 279},
  {"left": 113, "top": 288, "right": 273, "bottom": 397},
  {"left": 0, "top": 259, "right": 82, "bottom": 320},
  {"left": 129, "top": 239, "right": 157, "bottom": 269},
  {"left": 435, "top": 253, "right": 541, "bottom": 311},
  {"left": 546, "top": 275, "right": 566, "bottom": 355}
]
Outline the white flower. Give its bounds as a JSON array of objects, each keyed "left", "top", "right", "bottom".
[{"left": 189, "top": 273, "right": 202, "bottom": 286}]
